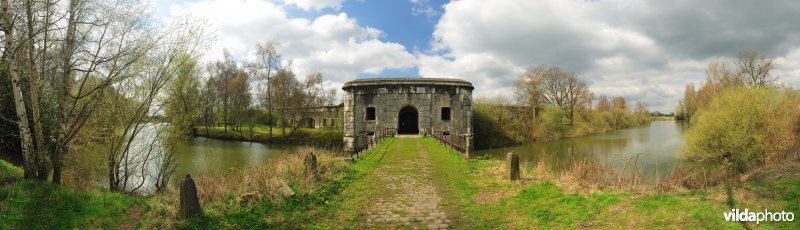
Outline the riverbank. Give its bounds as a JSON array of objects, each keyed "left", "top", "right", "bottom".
[
  {"left": 325, "top": 137, "right": 799, "bottom": 228},
  {"left": 1, "top": 139, "right": 798, "bottom": 228},
  {"left": 472, "top": 101, "right": 653, "bottom": 149},
  {"left": 195, "top": 125, "right": 343, "bottom": 149}
]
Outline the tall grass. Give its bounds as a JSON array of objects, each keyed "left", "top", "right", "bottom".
[
  {"left": 191, "top": 147, "right": 347, "bottom": 204},
  {"left": 139, "top": 147, "right": 350, "bottom": 228}
]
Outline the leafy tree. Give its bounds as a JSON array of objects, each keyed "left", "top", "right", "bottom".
[
  {"left": 166, "top": 54, "right": 202, "bottom": 137},
  {"left": 537, "top": 104, "right": 569, "bottom": 139}
]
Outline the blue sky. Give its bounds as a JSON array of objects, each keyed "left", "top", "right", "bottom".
[
  {"left": 336, "top": 0, "right": 448, "bottom": 77},
  {"left": 156, "top": 0, "right": 800, "bottom": 112},
  {"left": 155, "top": 0, "right": 447, "bottom": 78}
]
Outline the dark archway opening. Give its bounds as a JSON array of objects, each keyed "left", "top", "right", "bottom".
[
  {"left": 301, "top": 118, "right": 315, "bottom": 128},
  {"left": 398, "top": 106, "right": 419, "bottom": 134}
]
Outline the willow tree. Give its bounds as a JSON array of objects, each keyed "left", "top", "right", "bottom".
[{"left": 166, "top": 54, "right": 202, "bottom": 137}]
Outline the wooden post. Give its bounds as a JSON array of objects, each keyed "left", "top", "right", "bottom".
[
  {"left": 507, "top": 152, "right": 520, "bottom": 180},
  {"left": 305, "top": 152, "right": 318, "bottom": 180},
  {"left": 180, "top": 175, "right": 202, "bottom": 219}
]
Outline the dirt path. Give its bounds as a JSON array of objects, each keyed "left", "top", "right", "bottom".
[{"left": 362, "top": 138, "right": 453, "bottom": 229}]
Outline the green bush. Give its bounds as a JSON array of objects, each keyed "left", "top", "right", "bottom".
[
  {"left": 683, "top": 87, "right": 800, "bottom": 173},
  {"left": 472, "top": 101, "right": 528, "bottom": 149},
  {"left": 536, "top": 105, "right": 569, "bottom": 140},
  {"left": 0, "top": 159, "right": 23, "bottom": 179}
]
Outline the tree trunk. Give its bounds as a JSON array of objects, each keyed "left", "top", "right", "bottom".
[
  {"left": 26, "top": 0, "right": 49, "bottom": 180},
  {"left": 268, "top": 76, "right": 273, "bottom": 144},
  {"left": 53, "top": 0, "right": 79, "bottom": 184},
  {"left": 2, "top": 0, "right": 37, "bottom": 178}
]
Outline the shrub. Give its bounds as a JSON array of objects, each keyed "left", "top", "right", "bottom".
[
  {"left": 472, "top": 100, "right": 530, "bottom": 148},
  {"left": 536, "top": 104, "right": 568, "bottom": 139},
  {"left": 683, "top": 87, "right": 800, "bottom": 173}
]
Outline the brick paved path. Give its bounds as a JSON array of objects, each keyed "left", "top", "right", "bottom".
[{"left": 363, "top": 138, "right": 452, "bottom": 229}]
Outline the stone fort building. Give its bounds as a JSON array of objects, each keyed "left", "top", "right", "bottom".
[{"left": 342, "top": 78, "right": 474, "bottom": 153}]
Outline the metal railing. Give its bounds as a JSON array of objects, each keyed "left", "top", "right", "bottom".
[
  {"left": 350, "top": 128, "right": 396, "bottom": 160},
  {"left": 428, "top": 128, "right": 468, "bottom": 153}
]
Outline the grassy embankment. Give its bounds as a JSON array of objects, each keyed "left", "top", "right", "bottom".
[
  {"left": 196, "top": 125, "right": 343, "bottom": 149},
  {"left": 425, "top": 137, "right": 799, "bottom": 228},
  {"left": 0, "top": 159, "right": 142, "bottom": 229},
  {"left": 0, "top": 145, "right": 354, "bottom": 229},
  {"left": 1, "top": 136, "right": 798, "bottom": 228},
  {"left": 325, "top": 137, "right": 799, "bottom": 228}
]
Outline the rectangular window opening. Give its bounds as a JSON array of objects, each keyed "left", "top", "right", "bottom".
[
  {"left": 366, "top": 107, "right": 376, "bottom": 120},
  {"left": 441, "top": 107, "right": 451, "bottom": 121}
]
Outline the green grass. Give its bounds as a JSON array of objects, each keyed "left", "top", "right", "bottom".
[
  {"left": 1, "top": 138, "right": 797, "bottom": 228},
  {"left": 0, "top": 180, "right": 141, "bottom": 229},
  {"left": 0, "top": 159, "right": 23, "bottom": 179},
  {"left": 512, "top": 182, "right": 621, "bottom": 227},
  {"left": 0, "top": 160, "right": 140, "bottom": 229},
  {"left": 739, "top": 171, "right": 800, "bottom": 229},
  {"left": 420, "top": 137, "right": 751, "bottom": 228},
  {"left": 197, "top": 125, "right": 343, "bottom": 148}
]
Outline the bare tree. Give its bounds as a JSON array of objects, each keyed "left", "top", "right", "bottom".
[
  {"left": 635, "top": 101, "right": 648, "bottom": 116},
  {"left": 102, "top": 20, "right": 209, "bottom": 193},
  {"left": 596, "top": 94, "right": 610, "bottom": 112},
  {"left": 200, "top": 77, "right": 218, "bottom": 136},
  {"left": 208, "top": 50, "right": 238, "bottom": 132},
  {"left": 228, "top": 70, "right": 251, "bottom": 135},
  {"left": 515, "top": 66, "right": 593, "bottom": 124},
  {"left": 255, "top": 40, "right": 281, "bottom": 143},
  {"left": 271, "top": 69, "right": 300, "bottom": 140},
  {"left": 735, "top": 49, "right": 777, "bottom": 87},
  {"left": 612, "top": 96, "right": 628, "bottom": 111},
  {"left": 706, "top": 60, "right": 742, "bottom": 90}
]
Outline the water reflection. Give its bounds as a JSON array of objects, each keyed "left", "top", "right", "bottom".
[
  {"left": 117, "top": 124, "right": 284, "bottom": 195},
  {"left": 474, "top": 121, "right": 687, "bottom": 178},
  {"left": 171, "top": 137, "right": 286, "bottom": 182}
]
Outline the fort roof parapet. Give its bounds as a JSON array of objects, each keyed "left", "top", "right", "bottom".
[{"left": 342, "top": 77, "right": 474, "bottom": 90}]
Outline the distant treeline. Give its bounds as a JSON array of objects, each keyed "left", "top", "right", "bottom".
[{"left": 473, "top": 66, "right": 651, "bottom": 149}]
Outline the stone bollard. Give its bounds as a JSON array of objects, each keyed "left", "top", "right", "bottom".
[
  {"left": 179, "top": 174, "right": 202, "bottom": 219},
  {"left": 464, "top": 134, "right": 473, "bottom": 159},
  {"left": 305, "top": 152, "right": 318, "bottom": 179},
  {"left": 507, "top": 152, "right": 520, "bottom": 181}
]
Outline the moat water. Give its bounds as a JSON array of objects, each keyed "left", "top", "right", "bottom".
[
  {"left": 114, "top": 120, "right": 686, "bottom": 194},
  {"left": 473, "top": 120, "right": 689, "bottom": 178}
]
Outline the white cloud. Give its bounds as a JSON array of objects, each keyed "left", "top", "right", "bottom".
[
  {"left": 284, "top": 0, "right": 343, "bottom": 11},
  {"left": 165, "top": 0, "right": 415, "bottom": 85},
  {"left": 419, "top": 0, "right": 800, "bottom": 112},
  {"left": 410, "top": 0, "right": 440, "bottom": 18}
]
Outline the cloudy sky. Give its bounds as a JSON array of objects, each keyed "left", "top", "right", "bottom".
[{"left": 155, "top": 0, "right": 800, "bottom": 112}]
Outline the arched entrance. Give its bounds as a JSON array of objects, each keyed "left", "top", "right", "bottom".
[
  {"left": 300, "top": 118, "right": 315, "bottom": 128},
  {"left": 398, "top": 106, "right": 419, "bottom": 134}
]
